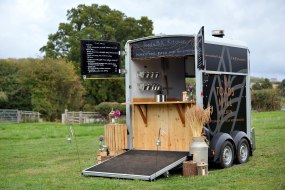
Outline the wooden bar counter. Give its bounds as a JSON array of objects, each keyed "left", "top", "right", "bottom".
[{"left": 126, "top": 100, "right": 195, "bottom": 151}]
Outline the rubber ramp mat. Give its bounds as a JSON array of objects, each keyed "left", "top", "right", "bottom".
[{"left": 82, "top": 149, "right": 188, "bottom": 180}]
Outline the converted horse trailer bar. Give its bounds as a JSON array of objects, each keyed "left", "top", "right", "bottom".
[{"left": 82, "top": 27, "right": 255, "bottom": 180}]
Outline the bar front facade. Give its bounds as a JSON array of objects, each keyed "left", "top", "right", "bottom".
[{"left": 125, "top": 35, "right": 197, "bottom": 151}]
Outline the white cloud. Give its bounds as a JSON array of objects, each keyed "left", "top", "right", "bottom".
[{"left": 0, "top": 0, "right": 51, "bottom": 57}]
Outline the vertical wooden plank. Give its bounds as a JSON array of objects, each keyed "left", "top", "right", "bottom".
[
  {"left": 134, "top": 104, "right": 147, "bottom": 149},
  {"left": 131, "top": 106, "right": 135, "bottom": 148},
  {"left": 122, "top": 124, "right": 126, "bottom": 149},
  {"left": 142, "top": 105, "right": 148, "bottom": 149},
  {"left": 185, "top": 104, "right": 193, "bottom": 150},
  {"left": 106, "top": 124, "right": 109, "bottom": 149},
  {"left": 166, "top": 105, "right": 173, "bottom": 150},
  {"left": 109, "top": 124, "right": 112, "bottom": 150},
  {"left": 106, "top": 125, "right": 109, "bottom": 148},
  {"left": 107, "top": 124, "right": 110, "bottom": 149},
  {"left": 115, "top": 124, "right": 118, "bottom": 150},
  {"left": 104, "top": 125, "right": 107, "bottom": 147},
  {"left": 118, "top": 124, "right": 121, "bottom": 149},
  {"left": 113, "top": 124, "right": 117, "bottom": 151},
  {"left": 109, "top": 124, "right": 112, "bottom": 149},
  {"left": 107, "top": 124, "right": 111, "bottom": 150},
  {"left": 112, "top": 124, "right": 115, "bottom": 151},
  {"left": 168, "top": 105, "right": 174, "bottom": 150},
  {"left": 135, "top": 105, "right": 140, "bottom": 149},
  {"left": 124, "top": 125, "right": 128, "bottom": 149},
  {"left": 144, "top": 105, "right": 152, "bottom": 150},
  {"left": 120, "top": 125, "right": 124, "bottom": 149},
  {"left": 145, "top": 105, "right": 158, "bottom": 150},
  {"left": 166, "top": 104, "right": 190, "bottom": 151},
  {"left": 116, "top": 124, "right": 118, "bottom": 150},
  {"left": 116, "top": 124, "right": 119, "bottom": 150},
  {"left": 132, "top": 105, "right": 137, "bottom": 149},
  {"left": 160, "top": 105, "right": 169, "bottom": 151}
]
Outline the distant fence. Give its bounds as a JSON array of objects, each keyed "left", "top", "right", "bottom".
[
  {"left": 62, "top": 109, "right": 104, "bottom": 124},
  {"left": 0, "top": 109, "right": 41, "bottom": 123}
]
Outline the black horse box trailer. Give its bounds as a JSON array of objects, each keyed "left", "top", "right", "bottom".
[{"left": 81, "top": 27, "right": 256, "bottom": 180}]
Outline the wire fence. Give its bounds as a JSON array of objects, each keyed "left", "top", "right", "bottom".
[{"left": 0, "top": 109, "right": 41, "bottom": 123}]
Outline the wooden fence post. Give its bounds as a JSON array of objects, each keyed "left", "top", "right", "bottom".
[
  {"left": 17, "top": 110, "right": 21, "bottom": 123},
  {"left": 79, "top": 111, "right": 83, "bottom": 124},
  {"left": 64, "top": 109, "right": 68, "bottom": 124},
  {"left": 72, "top": 111, "right": 75, "bottom": 124},
  {"left": 37, "top": 112, "right": 40, "bottom": 122}
]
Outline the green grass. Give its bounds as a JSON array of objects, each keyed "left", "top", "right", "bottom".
[{"left": 0, "top": 112, "right": 285, "bottom": 190}]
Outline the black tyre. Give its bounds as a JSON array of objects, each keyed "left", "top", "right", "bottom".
[
  {"left": 219, "top": 141, "right": 234, "bottom": 168},
  {"left": 237, "top": 138, "right": 250, "bottom": 164}
]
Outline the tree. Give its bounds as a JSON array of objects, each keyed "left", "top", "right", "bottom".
[
  {"left": 252, "top": 82, "right": 262, "bottom": 90},
  {"left": 40, "top": 4, "right": 153, "bottom": 67},
  {"left": 0, "top": 59, "right": 32, "bottom": 110},
  {"left": 251, "top": 78, "right": 281, "bottom": 111},
  {"left": 251, "top": 89, "right": 281, "bottom": 111},
  {"left": 0, "top": 91, "right": 8, "bottom": 104},
  {"left": 252, "top": 78, "right": 273, "bottom": 90},
  {"left": 261, "top": 78, "right": 273, "bottom": 89},
  {"left": 40, "top": 4, "right": 153, "bottom": 105},
  {"left": 16, "top": 58, "right": 85, "bottom": 120}
]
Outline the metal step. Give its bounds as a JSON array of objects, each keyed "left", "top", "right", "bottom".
[{"left": 82, "top": 149, "right": 189, "bottom": 180}]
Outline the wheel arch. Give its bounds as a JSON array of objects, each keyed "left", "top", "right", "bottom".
[
  {"left": 209, "top": 132, "right": 235, "bottom": 163},
  {"left": 230, "top": 131, "right": 252, "bottom": 156}
]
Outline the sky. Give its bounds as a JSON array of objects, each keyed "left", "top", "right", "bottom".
[{"left": 0, "top": 0, "right": 284, "bottom": 81}]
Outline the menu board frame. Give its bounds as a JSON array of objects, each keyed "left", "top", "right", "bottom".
[
  {"left": 80, "top": 40, "right": 121, "bottom": 76},
  {"left": 131, "top": 36, "right": 195, "bottom": 59}
]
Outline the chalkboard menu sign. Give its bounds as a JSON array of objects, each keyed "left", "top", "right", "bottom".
[
  {"left": 197, "top": 26, "right": 205, "bottom": 70},
  {"left": 80, "top": 40, "right": 121, "bottom": 75},
  {"left": 131, "top": 36, "right": 194, "bottom": 59}
]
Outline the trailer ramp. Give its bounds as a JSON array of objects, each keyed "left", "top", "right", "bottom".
[{"left": 82, "top": 150, "right": 188, "bottom": 181}]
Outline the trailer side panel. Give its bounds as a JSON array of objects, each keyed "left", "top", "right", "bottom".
[{"left": 203, "top": 43, "right": 249, "bottom": 137}]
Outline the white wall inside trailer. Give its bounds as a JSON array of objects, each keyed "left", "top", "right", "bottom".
[{"left": 130, "top": 57, "right": 186, "bottom": 100}]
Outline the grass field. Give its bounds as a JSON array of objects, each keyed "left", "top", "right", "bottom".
[{"left": 0, "top": 111, "right": 284, "bottom": 190}]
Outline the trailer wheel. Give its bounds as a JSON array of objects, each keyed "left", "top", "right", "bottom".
[
  {"left": 237, "top": 138, "right": 250, "bottom": 164},
  {"left": 220, "top": 141, "right": 234, "bottom": 168}
]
